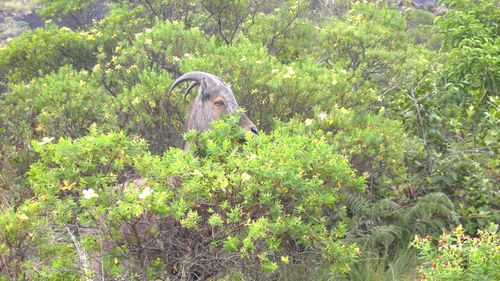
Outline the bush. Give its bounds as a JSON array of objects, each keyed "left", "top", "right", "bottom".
[
  {"left": 413, "top": 224, "right": 500, "bottom": 281},
  {"left": 318, "top": 3, "right": 409, "bottom": 79},
  {"left": 179, "top": 38, "right": 366, "bottom": 132},
  {"left": 0, "top": 201, "right": 80, "bottom": 281},
  {"left": 0, "top": 24, "right": 97, "bottom": 84},
  {"left": 22, "top": 116, "right": 364, "bottom": 279},
  {"left": 0, "top": 66, "right": 112, "bottom": 205},
  {"left": 307, "top": 108, "right": 408, "bottom": 196},
  {"left": 3, "top": 66, "right": 112, "bottom": 140},
  {"left": 437, "top": 0, "right": 499, "bottom": 99},
  {"left": 0, "top": 128, "right": 147, "bottom": 280},
  {"left": 405, "top": 9, "right": 440, "bottom": 47},
  {"left": 243, "top": 2, "right": 316, "bottom": 62},
  {"left": 93, "top": 4, "right": 151, "bottom": 55}
]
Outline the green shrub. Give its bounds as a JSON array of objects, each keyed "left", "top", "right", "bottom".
[
  {"left": 37, "top": 0, "right": 94, "bottom": 20},
  {"left": 93, "top": 4, "right": 151, "bottom": 55},
  {"left": 244, "top": 2, "right": 316, "bottom": 62},
  {"left": 437, "top": 0, "right": 499, "bottom": 99},
  {"left": 405, "top": 9, "right": 440, "bottom": 47},
  {"left": 179, "top": 38, "right": 367, "bottom": 131},
  {"left": 0, "top": 201, "right": 80, "bottom": 281},
  {"left": 111, "top": 20, "right": 214, "bottom": 75},
  {"left": 0, "top": 24, "right": 97, "bottom": 84},
  {"left": 413, "top": 224, "right": 500, "bottom": 281},
  {"left": 430, "top": 148, "right": 499, "bottom": 234},
  {"left": 308, "top": 108, "right": 407, "bottom": 195},
  {"left": 28, "top": 126, "right": 147, "bottom": 199},
  {"left": 23, "top": 116, "right": 364, "bottom": 279},
  {"left": 318, "top": 3, "right": 409, "bottom": 75},
  {"left": 3, "top": 66, "right": 112, "bottom": 140},
  {"left": 0, "top": 66, "right": 112, "bottom": 205},
  {"left": 0, "top": 127, "right": 146, "bottom": 280}
]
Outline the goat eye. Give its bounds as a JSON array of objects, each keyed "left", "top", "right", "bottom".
[{"left": 214, "top": 100, "right": 225, "bottom": 106}]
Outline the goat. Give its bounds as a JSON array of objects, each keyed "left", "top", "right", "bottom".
[{"left": 169, "top": 71, "right": 258, "bottom": 139}]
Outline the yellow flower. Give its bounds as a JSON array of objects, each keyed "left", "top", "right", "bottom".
[
  {"left": 192, "top": 169, "right": 203, "bottom": 177},
  {"left": 17, "top": 213, "right": 29, "bottom": 221},
  {"left": 220, "top": 177, "right": 229, "bottom": 189},
  {"left": 281, "top": 256, "right": 289, "bottom": 264},
  {"left": 61, "top": 180, "right": 76, "bottom": 191},
  {"left": 304, "top": 119, "right": 313, "bottom": 126},
  {"left": 132, "top": 97, "right": 140, "bottom": 105}
]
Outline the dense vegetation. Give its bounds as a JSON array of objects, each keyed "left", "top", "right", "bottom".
[{"left": 0, "top": 0, "right": 498, "bottom": 280}]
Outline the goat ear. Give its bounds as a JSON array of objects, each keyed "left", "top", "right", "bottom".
[
  {"left": 200, "top": 78, "right": 209, "bottom": 100},
  {"left": 227, "top": 82, "right": 232, "bottom": 90}
]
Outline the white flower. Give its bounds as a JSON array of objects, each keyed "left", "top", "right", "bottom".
[
  {"left": 138, "top": 187, "right": 152, "bottom": 200},
  {"left": 318, "top": 112, "right": 328, "bottom": 121},
  {"left": 304, "top": 119, "right": 313, "bottom": 126},
  {"left": 241, "top": 172, "right": 252, "bottom": 182},
  {"left": 82, "top": 189, "right": 98, "bottom": 200},
  {"left": 38, "top": 137, "right": 54, "bottom": 145}
]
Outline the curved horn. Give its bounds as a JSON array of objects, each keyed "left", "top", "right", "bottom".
[
  {"left": 185, "top": 81, "right": 199, "bottom": 95},
  {"left": 168, "top": 71, "right": 221, "bottom": 94}
]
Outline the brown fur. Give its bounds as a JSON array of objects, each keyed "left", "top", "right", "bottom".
[{"left": 173, "top": 71, "right": 258, "bottom": 141}]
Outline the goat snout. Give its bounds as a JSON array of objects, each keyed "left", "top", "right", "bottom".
[{"left": 240, "top": 114, "right": 258, "bottom": 135}]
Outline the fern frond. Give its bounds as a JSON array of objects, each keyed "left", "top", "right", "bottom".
[
  {"left": 368, "top": 225, "right": 402, "bottom": 251},
  {"left": 400, "top": 192, "right": 456, "bottom": 235}
]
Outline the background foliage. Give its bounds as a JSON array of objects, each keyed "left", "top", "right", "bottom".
[{"left": 0, "top": 0, "right": 498, "bottom": 280}]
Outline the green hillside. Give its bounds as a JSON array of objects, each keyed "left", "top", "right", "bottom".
[{"left": 0, "top": 0, "right": 498, "bottom": 280}]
